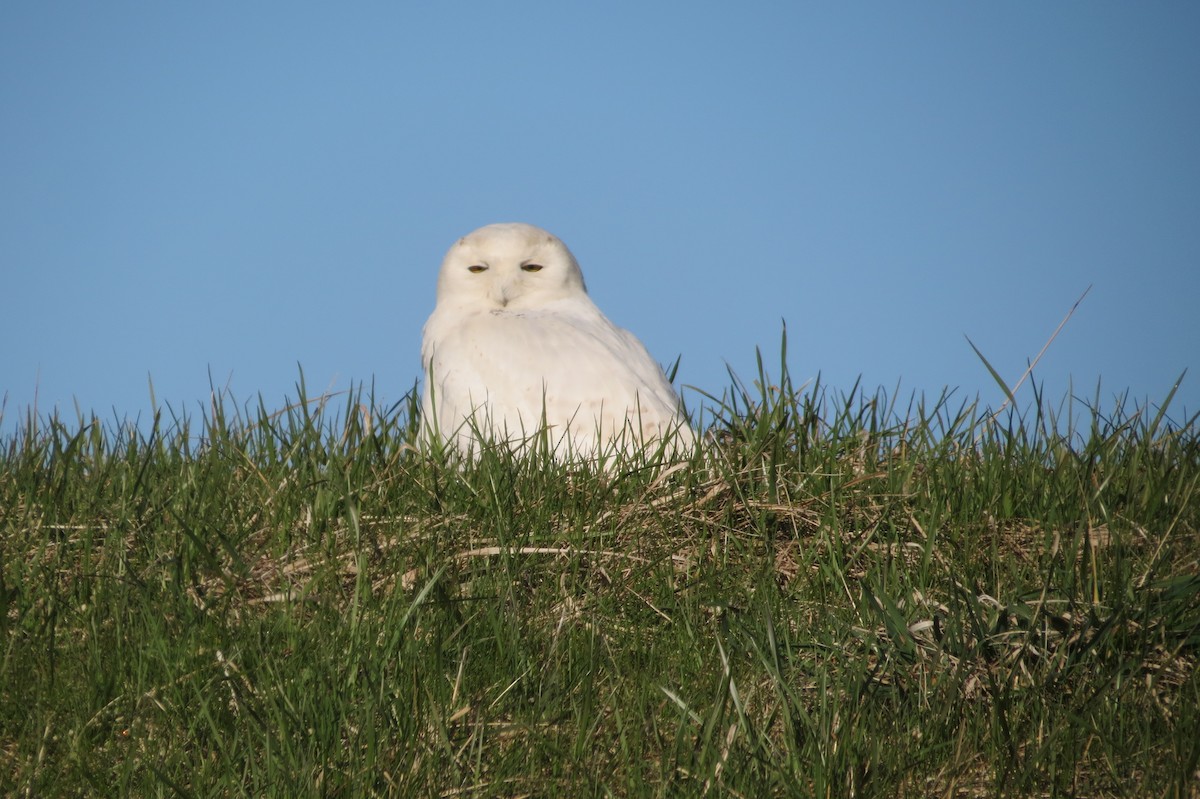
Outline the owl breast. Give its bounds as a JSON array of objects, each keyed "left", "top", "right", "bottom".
[{"left": 421, "top": 302, "right": 692, "bottom": 459}]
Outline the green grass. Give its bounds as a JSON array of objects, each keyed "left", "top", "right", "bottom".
[{"left": 2, "top": 355, "right": 1197, "bottom": 797}]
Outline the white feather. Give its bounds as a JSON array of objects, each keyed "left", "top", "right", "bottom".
[{"left": 421, "top": 223, "right": 693, "bottom": 459}]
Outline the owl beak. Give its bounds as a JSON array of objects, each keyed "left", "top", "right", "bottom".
[{"left": 490, "top": 282, "right": 512, "bottom": 308}]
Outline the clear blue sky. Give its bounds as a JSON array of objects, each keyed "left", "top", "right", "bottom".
[{"left": 3, "top": 3, "right": 1198, "bottom": 433}]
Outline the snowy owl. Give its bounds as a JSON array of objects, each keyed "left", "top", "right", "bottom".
[{"left": 420, "top": 223, "right": 694, "bottom": 460}]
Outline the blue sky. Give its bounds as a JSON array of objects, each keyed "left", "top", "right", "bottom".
[{"left": 3, "top": 3, "right": 1197, "bottom": 433}]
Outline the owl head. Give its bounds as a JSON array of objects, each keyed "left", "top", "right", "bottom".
[{"left": 436, "top": 223, "right": 589, "bottom": 311}]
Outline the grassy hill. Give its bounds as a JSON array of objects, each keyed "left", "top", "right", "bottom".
[{"left": 2, "top": 362, "right": 1197, "bottom": 797}]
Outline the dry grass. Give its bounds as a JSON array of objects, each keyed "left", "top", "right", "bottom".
[{"left": 2, "top": 368, "right": 1198, "bottom": 796}]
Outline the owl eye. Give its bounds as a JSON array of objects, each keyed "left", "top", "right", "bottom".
[
  {"left": 521, "top": 263, "right": 544, "bottom": 273},
  {"left": 467, "top": 265, "right": 488, "bottom": 274}
]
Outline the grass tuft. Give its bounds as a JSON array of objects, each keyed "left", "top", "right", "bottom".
[{"left": 2, "top": 351, "right": 1197, "bottom": 797}]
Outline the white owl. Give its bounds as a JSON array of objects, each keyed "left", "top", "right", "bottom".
[{"left": 420, "top": 223, "right": 695, "bottom": 460}]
